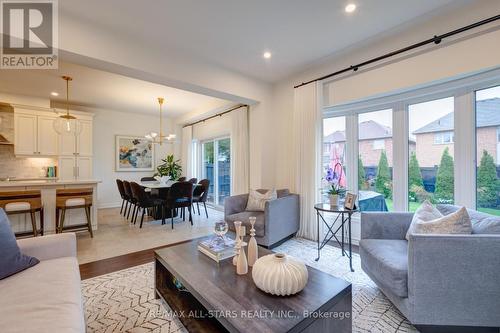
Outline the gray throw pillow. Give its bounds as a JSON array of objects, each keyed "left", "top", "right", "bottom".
[
  {"left": 411, "top": 206, "right": 473, "bottom": 236},
  {"left": 0, "top": 209, "right": 39, "bottom": 279}
]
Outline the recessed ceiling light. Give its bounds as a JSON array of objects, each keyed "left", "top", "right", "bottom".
[
  {"left": 50, "top": 92, "right": 59, "bottom": 96},
  {"left": 263, "top": 51, "right": 272, "bottom": 59},
  {"left": 345, "top": 3, "right": 356, "bottom": 13}
]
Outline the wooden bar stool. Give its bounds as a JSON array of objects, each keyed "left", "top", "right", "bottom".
[
  {"left": 56, "top": 188, "right": 93, "bottom": 238},
  {"left": 0, "top": 190, "right": 44, "bottom": 238}
]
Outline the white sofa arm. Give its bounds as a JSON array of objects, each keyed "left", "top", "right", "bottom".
[{"left": 17, "top": 233, "right": 77, "bottom": 261}]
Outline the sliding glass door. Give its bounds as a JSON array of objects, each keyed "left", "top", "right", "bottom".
[{"left": 202, "top": 137, "right": 231, "bottom": 206}]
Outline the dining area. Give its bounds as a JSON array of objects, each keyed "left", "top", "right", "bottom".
[{"left": 115, "top": 177, "right": 210, "bottom": 230}]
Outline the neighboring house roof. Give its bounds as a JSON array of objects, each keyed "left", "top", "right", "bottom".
[
  {"left": 413, "top": 98, "right": 500, "bottom": 134},
  {"left": 324, "top": 120, "right": 392, "bottom": 143}
]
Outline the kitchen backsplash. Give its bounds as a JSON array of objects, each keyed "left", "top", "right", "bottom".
[{"left": 0, "top": 109, "right": 57, "bottom": 179}]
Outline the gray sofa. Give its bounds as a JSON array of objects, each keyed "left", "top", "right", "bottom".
[
  {"left": 224, "top": 189, "right": 299, "bottom": 248},
  {"left": 360, "top": 204, "right": 500, "bottom": 332}
]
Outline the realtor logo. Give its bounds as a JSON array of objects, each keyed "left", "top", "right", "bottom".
[{"left": 0, "top": 0, "right": 58, "bottom": 69}]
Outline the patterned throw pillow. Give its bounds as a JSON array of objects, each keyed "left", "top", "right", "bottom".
[
  {"left": 411, "top": 206, "right": 472, "bottom": 236},
  {"left": 406, "top": 200, "right": 442, "bottom": 240},
  {"left": 246, "top": 189, "right": 277, "bottom": 212}
]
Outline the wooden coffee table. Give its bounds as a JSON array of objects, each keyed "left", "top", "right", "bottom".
[{"left": 154, "top": 238, "right": 352, "bottom": 333}]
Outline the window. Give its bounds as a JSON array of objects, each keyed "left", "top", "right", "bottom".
[
  {"left": 433, "top": 131, "right": 454, "bottom": 144},
  {"left": 322, "top": 116, "right": 346, "bottom": 199},
  {"left": 408, "top": 97, "right": 455, "bottom": 210},
  {"left": 202, "top": 137, "right": 231, "bottom": 206},
  {"left": 475, "top": 86, "right": 500, "bottom": 216},
  {"left": 358, "top": 109, "right": 393, "bottom": 211},
  {"left": 372, "top": 139, "right": 385, "bottom": 150}
]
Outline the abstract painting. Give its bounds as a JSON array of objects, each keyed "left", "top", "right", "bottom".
[{"left": 115, "top": 135, "right": 155, "bottom": 171}]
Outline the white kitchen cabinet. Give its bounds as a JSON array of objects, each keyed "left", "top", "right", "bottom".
[
  {"left": 37, "top": 116, "right": 59, "bottom": 155},
  {"left": 77, "top": 157, "right": 93, "bottom": 179},
  {"left": 58, "top": 156, "right": 93, "bottom": 180},
  {"left": 14, "top": 113, "right": 37, "bottom": 155},
  {"left": 59, "top": 133, "right": 77, "bottom": 156},
  {"left": 77, "top": 120, "right": 92, "bottom": 156}
]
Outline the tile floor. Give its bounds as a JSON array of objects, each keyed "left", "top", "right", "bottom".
[{"left": 77, "top": 205, "right": 223, "bottom": 264}]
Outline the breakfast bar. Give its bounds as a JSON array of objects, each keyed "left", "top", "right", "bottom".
[{"left": 0, "top": 179, "right": 101, "bottom": 234}]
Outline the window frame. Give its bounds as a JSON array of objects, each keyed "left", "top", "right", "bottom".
[{"left": 322, "top": 67, "right": 500, "bottom": 212}]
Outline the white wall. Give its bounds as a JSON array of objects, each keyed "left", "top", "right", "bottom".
[{"left": 92, "top": 108, "right": 175, "bottom": 208}]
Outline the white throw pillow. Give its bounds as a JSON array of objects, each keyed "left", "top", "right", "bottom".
[
  {"left": 411, "top": 206, "right": 472, "bottom": 236},
  {"left": 246, "top": 189, "right": 277, "bottom": 211},
  {"left": 405, "top": 200, "right": 442, "bottom": 240}
]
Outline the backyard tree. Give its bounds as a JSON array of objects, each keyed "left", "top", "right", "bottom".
[
  {"left": 375, "top": 151, "right": 392, "bottom": 198},
  {"left": 408, "top": 152, "right": 425, "bottom": 202},
  {"left": 477, "top": 150, "right": 499, "bottom": 208},
  {"left": 434, "top": 147, "right": 454, "bottom": 203},
  {"left": 358, "top": 156, "right": 366, "bottom": 190}
]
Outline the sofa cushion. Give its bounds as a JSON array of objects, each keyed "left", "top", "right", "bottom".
[
  {"left": 411, "top": 206, "right": 472, "bottom": 236},
  {"left": 406, "top": 200, "right": 442, "bottom": 240},
  {"left": 0, "top": 209, "right": 39, "bottom": 280},
  {"left": 0, "top": 256, "right": 85, "bottom": 333},
  {"left": 226, "top": 211, "right": 265, "bottom": 237},
  {"left": 360, "top": 239, "right": 409, "bottom": 298},
  {"left": 246, "top": 189, "right": 277, "bottom": 212},
  {"left": 437, "top": 204, "right": 500, "bottom": 234}
]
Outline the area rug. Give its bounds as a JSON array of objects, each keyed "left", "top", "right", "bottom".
[{"left": 82, "top": 238, "right": 418, "bottom": 333}]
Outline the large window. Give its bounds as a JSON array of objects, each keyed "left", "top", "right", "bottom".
[
  {"left": 408, "top": 97, "right": 455, "bottom": 211},
  {"left": 202, "top": 137, "right": 231, "bottom": 206},
  {"left": 475, "top": 86, "right": 500, "bottom": 216},
  {"left": 358, "top": 109, "right": 393, "bottom": 211}
]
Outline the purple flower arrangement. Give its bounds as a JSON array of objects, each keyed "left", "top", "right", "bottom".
[{"left": 325, "top": 162, "right": 346, "bottom": 195}]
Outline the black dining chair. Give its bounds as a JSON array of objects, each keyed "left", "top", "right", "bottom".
[
  {"left": 165, "top": 181, "right": 193, "bottom": 229},
  {"left": 130, "top": 182, "right": 165, "bottom": 227},
  {"left": 122, "top": 180, "right": 136, "bottom": 221},
  {"left": 188, "top": 178, "right": 198, "bottom": 184},
  {"left": 177, "top": 177, "right": 186, "bottom": 182},
  {"left": 116, "top": 179, "right": 129, "bottom": 216},
  {"left": 193, "top": 179, "right": 210, "bottom": 218}
]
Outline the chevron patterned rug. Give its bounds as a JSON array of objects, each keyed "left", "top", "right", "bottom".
[{"left": 82, "top": 238, "right": 418, "bottom": 333}]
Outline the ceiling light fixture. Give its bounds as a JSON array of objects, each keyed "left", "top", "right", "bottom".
[
  {"left": 145, "top": 97, "right": 176, "bottom": 145},
  {"left": 263, "top": 51, "right": 272, "bottom": 59},
  {"left": 345, "top": 3, "right": 356, "bottom": 13},
  {"left": 50, "top": 92, "right": 59, "bottom": 96},
  {"left": 53, "top": 76, "right": 81, "bottom": 135}
]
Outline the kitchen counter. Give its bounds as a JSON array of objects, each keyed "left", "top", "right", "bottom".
[
  {"left": 0, "top": 179, "right": 101, "bottom": 234},
  {"left": 0, "top": 179, "right": 101, "bottom": 187}
]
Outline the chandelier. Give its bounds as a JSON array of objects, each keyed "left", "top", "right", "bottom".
[
  {"left": 53, "top": 76, "right": 81, "bottom": 135},
  {"left": 145, "top": 97, "right": 176, "bottom": 145}
]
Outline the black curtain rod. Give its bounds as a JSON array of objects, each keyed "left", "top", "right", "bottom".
[
  {"left": 294, "top": 14, "right": 500, "bottom": 89},
  {"left": 183, "top": 104, "right": 248, "bottom": 128}
]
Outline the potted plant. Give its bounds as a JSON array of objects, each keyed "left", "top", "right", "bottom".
[
  {"left": 156, "top": 154, "right": 182, "bottom": 180},
  {"left": 325, "top": 163, "right": 346, "bottom": 206}
]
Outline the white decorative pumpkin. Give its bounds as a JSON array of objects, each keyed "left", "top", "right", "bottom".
[{"left": 252, "top": 253, "right": 308, "bottom": 296}]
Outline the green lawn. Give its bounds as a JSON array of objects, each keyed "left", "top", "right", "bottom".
[
  {"left": 385, "top": 199, "right": 500, "bottom": 216},
  {"left": 478, "top": 207, "right": 500, "bottom": 216}
]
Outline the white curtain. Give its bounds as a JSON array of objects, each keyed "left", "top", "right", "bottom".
[
  {"left": 293, "top": 82, "right": 322, "bottom": 240},
  {"left": 230, "top": 106, "right": 249, "bottom": 195},
  {"left": 181, "top": 125, "right": 193, "bottom": 178}
]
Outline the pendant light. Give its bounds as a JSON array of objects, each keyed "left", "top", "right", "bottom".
[
  {"left": 53, "top": 76, "right": 81, "bottom": 135},
  {"left": 145, "top": 97, "right": 176, "bottom": 145}
]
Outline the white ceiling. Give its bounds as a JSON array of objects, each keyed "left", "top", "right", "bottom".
[
  {"left": 0, "top": 62, "right": 231, "bottom": 117},
  {"left": 60, "top": 0, "right": 468, "bottom": 82}
]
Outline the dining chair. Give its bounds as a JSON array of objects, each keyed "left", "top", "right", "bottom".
[
  {"left": 140, "top": 176, "right": 156, "bottom": 182},
  {"left": 116, "top": 179, "right": 129, "bottom": 215},
  {"left": 0, "top": 190, "right": 44, "bottom": 238},
  {"left": 188, "top": 178, "right": 198, "bottom": 184},
  {"left": 56, "top": 188, "right": 93, "bottom": 238},
  {"left": 193, "top": 179, "right": 210, "bottom": 218},
  {"left": 165, "top": 181, "right": 193, "bottom": 229},
  {"left": 130, "top": 182, "right": 165, "bottom": 227},
  {"left": 122, "top": 181, "right": 136, "bottom": 220},
  {"left": 177, "top": 177, "right": 187, "bottom": 182}
]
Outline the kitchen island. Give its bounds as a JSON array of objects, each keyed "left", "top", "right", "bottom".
[{"left": 0, "top": 179, "right": 101, "bottom": 234}]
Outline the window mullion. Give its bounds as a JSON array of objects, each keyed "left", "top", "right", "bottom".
[{"left": 393, "top": 102, "right": 408, "bottom": 211}]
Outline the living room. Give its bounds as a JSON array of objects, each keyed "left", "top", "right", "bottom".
[{"left": 0, "top": 1, "right": 499, "bottom": 333}]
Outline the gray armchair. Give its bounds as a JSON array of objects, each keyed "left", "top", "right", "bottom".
[
  {"left": 224, "top": 189, "right": 299, "bottom": 248},
  {"left": 360, "top": 206, "right": 500, "bottom": 331}
]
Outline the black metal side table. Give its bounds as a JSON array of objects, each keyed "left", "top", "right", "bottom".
[{"left": 314, "top": 203, "right": 358, "bottom": 272}]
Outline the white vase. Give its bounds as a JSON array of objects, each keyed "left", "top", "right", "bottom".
[
  {"left": 247, "top": 217, "right": 258, "bottom": 267},
  {"left": 329, "top": 194, "right": 339, "bottom": 206},
  {"left": 236, "top": 238, "right": 248, "bottom": 275},
  {"left": 252, "top": 253, "right": 308, "bottom": 296}
]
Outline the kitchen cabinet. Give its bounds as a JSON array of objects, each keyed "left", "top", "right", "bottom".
[
  {"left": 14, "top": 111, "right": 58, "bottom": 156},
  {"left": 58, "top": 156, "right": 93, "bottom": 181},
  {"left": 37, "top": 116, "right": 59, "bottom": 155}
]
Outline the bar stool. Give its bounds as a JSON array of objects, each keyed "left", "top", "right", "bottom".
[
  {"left": 0, "top": 190, "right": 44, "bottom": 238},
  {"left": 56, "top": 188, "right": 93, "bottom": 238}
]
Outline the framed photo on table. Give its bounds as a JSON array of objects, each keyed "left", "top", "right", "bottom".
[
  {"left": 344, "top": 192, "right": 357, "bottom": 210},
  {"left": 115, "top": 135, "right": 155, "bottom": 171}
]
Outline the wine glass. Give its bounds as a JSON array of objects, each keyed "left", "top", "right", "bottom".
[{"left": 213, "top": 221, "right": 229, "bottom": 245}]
